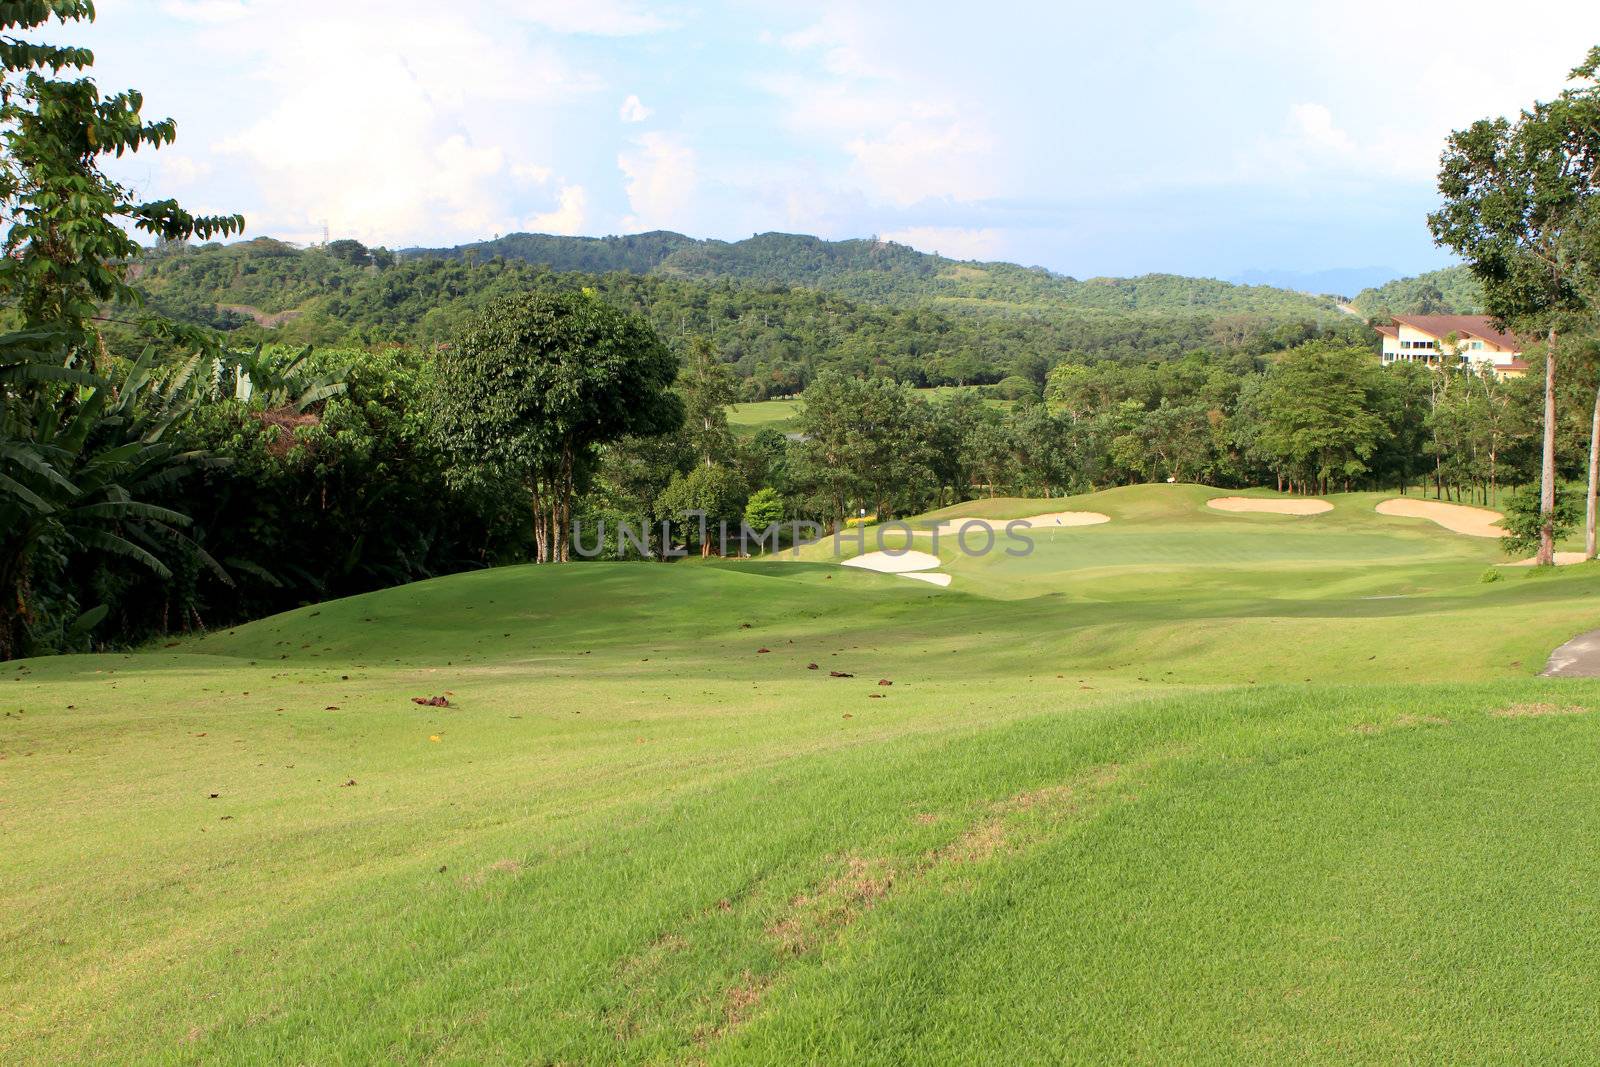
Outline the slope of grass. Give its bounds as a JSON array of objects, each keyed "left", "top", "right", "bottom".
[
  {"left": 727, "top": 399, "right": 802, "bottom": 436},
  {"left": 5, "top": 484, "right": 1600, "bottom": 1062}
]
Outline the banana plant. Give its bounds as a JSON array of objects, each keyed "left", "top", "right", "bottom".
[
  {"left": 221, "top": 342, "right": 349, "bottom": 412},
  {"left": 0, "top": 332, "right": 225, "bottom": 657}
]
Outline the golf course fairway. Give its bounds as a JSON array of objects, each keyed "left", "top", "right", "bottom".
[{"left": 6, "top": 484, "right": 1600, "bottom": 1062}]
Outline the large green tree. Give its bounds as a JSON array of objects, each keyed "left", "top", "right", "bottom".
[
  {"left": 793, "top": 372, "right": 936, "bottom": 526},
  {"left": 1247, "top": 344, "right": 1388, "bottom": 494},
  {"left": 433, "top": 291, "right": 683, "bottom": 562},
  {"left": 1430, "top": 45, "right": 1600, "bottom": 563}
]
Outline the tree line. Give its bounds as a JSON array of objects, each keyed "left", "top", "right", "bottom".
[{"left": 126, "top": 239, "right": 1369, "bottom": 400}]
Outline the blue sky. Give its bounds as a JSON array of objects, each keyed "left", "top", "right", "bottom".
[{"left": 85, "top": 0, "right": 1600, "bottom": 282}]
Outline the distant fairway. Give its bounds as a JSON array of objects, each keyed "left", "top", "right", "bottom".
[
  {"left": 7, "top": 485, "right": 1600, "bottom": 1062},
  {"left": 726, "top": 398, "right": 803, "bottom": 435}
]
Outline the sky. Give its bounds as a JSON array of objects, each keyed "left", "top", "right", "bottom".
[{"left": 82, "top": 0, "right": 1600, "bottom": 283}]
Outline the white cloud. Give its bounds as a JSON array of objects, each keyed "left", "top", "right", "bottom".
[
  {"left": 879, "top": 226, "right": 1003, "bottom": 261},
  {"left": 518, "top": 0, "right": 672, "bottom": 36},
  {"left": 618, "top": 94, "right": 653, "bottom": 123},
  {"left": 1289, "top": 104, "right": 1356, "bottom": 157},
  {"left": 194, "top": 3, "right": 604, "bottom": 245},
  {"left": 157, "top": 153, "right": 213, "bottom": 187},
  {"left": 780, "top": 11, "right": 891, "bottom": 79},
  {"left": 618, "top": 132, "right": 697, "bottom": 229},
  {"left": 1231, "top": 102, "right": 1442, "bottom": 186},
  {"left": 765, "top": 13, "right": 1001, "bottom": 207},
  {"left": 525, "top": 185, "right": 589, "bottom": 235},
  {"left": 846, "top": 109, "right": 996, "bottom": 207},
  {"left": 158, "top": 0, "right": 247, "bottom": 22}
]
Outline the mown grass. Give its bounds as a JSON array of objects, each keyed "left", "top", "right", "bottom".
[
  {"left": 726, "top": 399, "right": 803, "bottom": 436},
  {"left": 5, "top": 484, "right": 1600, "bottom": 1062}
]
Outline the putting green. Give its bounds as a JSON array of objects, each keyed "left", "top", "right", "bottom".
[{"left": 5, "top": 484, "right": 1600, "bottom": 1062}]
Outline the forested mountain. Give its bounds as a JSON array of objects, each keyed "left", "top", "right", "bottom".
[
  {"left": 1349, "top": 266, "right": 1482, "bottom": 320},
  {"left": 129, "top": 236, "right": 1367, "bottom": 398},
  {"left": 409, "top": 229, "right": 1346, "bottom": 314},
  {"left": 405, "top": 230, "right": 699, "bottom": 274}
]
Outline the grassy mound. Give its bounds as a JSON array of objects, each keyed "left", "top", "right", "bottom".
[{"left": 5, "top": 485, "right": 1600, "bottom": 1061}]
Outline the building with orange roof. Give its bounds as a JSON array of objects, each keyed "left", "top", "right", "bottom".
[{"left": 1376, "top": 314, "right": 1529, "bottom": 378}]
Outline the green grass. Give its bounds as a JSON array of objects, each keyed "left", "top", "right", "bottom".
[
  {"left": 725, "top": 388, "right": 1009, "bottom": 438},
  {"left": 6, "top": 484, "right": 1600, "bottom": 1062},
  {"left": 727, "top": 399, "right": 802, "bottom": 436}
]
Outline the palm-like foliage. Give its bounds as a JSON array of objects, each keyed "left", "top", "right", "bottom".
[
  {"left": 220, "top": 341, "right": 348, "bottom": 411},
  {"left": 0, "top": 330, "right": 225, "bottom": 655}
]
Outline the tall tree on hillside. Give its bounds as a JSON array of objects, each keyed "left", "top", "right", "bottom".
[
  {"left": 679, "top": 336, "right": 736, "bottom": 468},
  {"left": 434, "top": 292, "right": 683, "bottom": 563},
  {"left": 1430, "top": 46, "right": 1600, "bottom": 564}
]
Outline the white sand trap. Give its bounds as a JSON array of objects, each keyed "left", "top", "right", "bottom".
[
  {"left": 1207, "top": 496, "right": 1332, "bottom": 515},
  {"left": 917, "top": 511, "right": 1110, "bottom": 536},
  {"left": 1376, "top": 498, "right": 1505, "bottom": 538},
  {"left": 901, "top": 571, "right": 952, "bottom": 586},
  {"left": 840, "top": 549, "right": 941, "bottom": 573},
  {"left": 1505, "top": 552, "right": 1589, "bottom": 567}
]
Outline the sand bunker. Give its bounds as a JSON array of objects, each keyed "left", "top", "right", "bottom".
[
  {"left": 1506, "top": 552, "right": 1589, "bottom": 567},
  {"left": 1206, "top": 496, "right": 1332, "bottom": 515},
  {"left": 917, "top": 511, "right": 1110, "bottom": 537},
  {"left": 840, "top": 549, "right": 941, "bottom": 573},
  {"left": 1375, "top": 498, "right": 1505, "bottom": 538},
  {"left": 838, "top": 549, "right": 952, "bottom": 588}
]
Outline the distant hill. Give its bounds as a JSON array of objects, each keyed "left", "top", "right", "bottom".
[
  {"left": 1229, "top": 266, "right": 1402, "bottom": 298},
  {"left": 404, "top": 230, "right": 1343, "bottom": 317},
  {"left": 1349, "top": 266, "right": 1482, "bottom": 320},
  {"left": 404, "top": 230, "right": 698, "bottom": 275},
  {"left": 127, "top": 234, "right": 1374, "bottom": 399}
]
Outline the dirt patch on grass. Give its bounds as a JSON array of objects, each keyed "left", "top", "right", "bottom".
[
  {"left": 219, "top": 302, "right": 303, "bottom": 328},
  {"left": 460, "top": 858, "right": 523, "bottom": 887},
  {"left": 766, "top": 855, "right": 897, "bottom": 955},
  {"left": 1207, "top": 496, "right": 1332, "bottom": 515},
  {"left": 1353, "top": 714, "right": 1453, "bottom": 735},
  {"left": 697, "top": 971, "right": 773, "bottom": 1044},
  {"left": 932, "top": 762, "right": 1128, "bottom": 865},
  {"left": 619, "top": 751, "right": 1177, "bottom": 1053},
  {"left": 1493, "top": 702, "right": 1590, "bottom": 719}
]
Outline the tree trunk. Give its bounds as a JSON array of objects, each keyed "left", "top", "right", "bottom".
[
  {"left": 530, "top": 482, "right": 549, "bottom": 564},
  {"left": 1538, "top": 329, "right": 1558, "bottom": 566},
  {"left": 1588, "top": 373, "right": 1600, "bottom": 560},
  {"left": 556, "top": 447, "right": 574, "bottom": 563}
]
